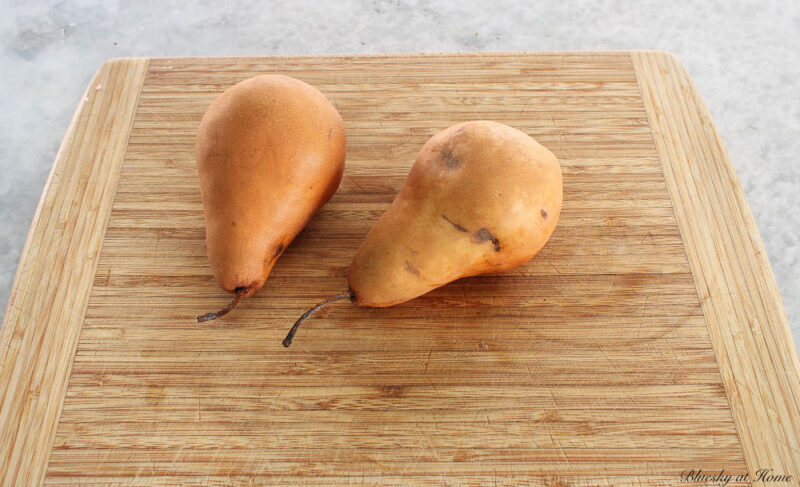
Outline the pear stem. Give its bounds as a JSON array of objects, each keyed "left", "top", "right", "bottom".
[
  {"left": 197, "top": 287, "right": 248, "bottom": 322},
  {"left": 282, "top": 291, "right": 354, "bottom": 348}
]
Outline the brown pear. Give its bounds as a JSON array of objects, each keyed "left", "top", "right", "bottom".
[
  {"left": 283, "top": 120, "right": 561, "bottom": 346},
  {"left": 196, "top": 74, "right": 345, "bottom": 322}
]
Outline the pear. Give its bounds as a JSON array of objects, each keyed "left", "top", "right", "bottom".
[
  {"left": 196, "top": 75, "right": 346, "bottom": 321},
  {"left": 283, "top": 120, "right": 561, "bottom": 346}
]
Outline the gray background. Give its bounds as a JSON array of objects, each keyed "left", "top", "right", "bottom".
[{"left": 1, "top": 1, "right": 798, "bottom": 355}]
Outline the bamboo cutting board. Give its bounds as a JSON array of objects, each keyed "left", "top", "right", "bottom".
[{"left": 1, "top": 52, "right": 798, "bottom": 486}]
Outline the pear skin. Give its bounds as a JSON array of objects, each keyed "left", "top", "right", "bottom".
[
  {"left": 283, "top": 120, "right": 560, "bottom": 346},
  {"left": 348, "top": 120, "right": 562, "bottom": 307},
  {"left": 196, "top": 74, "right": 345, "bottom": 321}
]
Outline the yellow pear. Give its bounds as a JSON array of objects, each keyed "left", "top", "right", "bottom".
[
  {"left": 196, "top": 75, "right": 346, "bottom": 322},
  {"left": 284, "top": 120, "right": 561, "bottom": 346}
]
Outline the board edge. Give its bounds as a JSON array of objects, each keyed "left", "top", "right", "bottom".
[
  {"left": 631, "top": 49, "right": 800, "bottom": 479},
  {"left": 0, "top": 57, "right": 149, "bottom": 487},
  {"left": 142, "top": 50, "right": 633, "bottom": 63}
]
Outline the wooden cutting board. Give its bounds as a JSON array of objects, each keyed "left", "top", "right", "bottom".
[{"left": 1, "top": 52, "right": 798, "bottom": 486}]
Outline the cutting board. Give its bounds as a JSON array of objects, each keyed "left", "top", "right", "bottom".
[{"left": 1, "top": 52, "right": 798, "bottom": 486}]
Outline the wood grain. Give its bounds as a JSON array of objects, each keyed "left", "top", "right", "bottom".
[
  {"left": 0, "top": 58, "right": 148, "bottom": 487},
  {"left": 0, "top": 52, "right": 795, "bottom": 486},
  {"left": 633, "top": 51, "right": 800, "bottom": 483}
]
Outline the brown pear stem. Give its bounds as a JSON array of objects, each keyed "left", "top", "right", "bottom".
[
  {"left": 197, "top": 287, "right": 248, "bottom": 322},
  {"left": 282, "top": 291, "right": 354, "bottom": 348}
]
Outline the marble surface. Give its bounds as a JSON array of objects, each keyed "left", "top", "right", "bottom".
[{"left": 1, "top": 1, "right": 798, "bottom": 355}]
